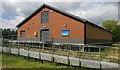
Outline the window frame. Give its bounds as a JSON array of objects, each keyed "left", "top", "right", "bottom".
[
  {"left": 61, "top": 30, "right": 70, "bottom": 37},
  {"left": 41, "top": 11, "right": 49, "bottom": 24},
  {"left": 20, "top": 30, "right": 25, "bottom": 37}
]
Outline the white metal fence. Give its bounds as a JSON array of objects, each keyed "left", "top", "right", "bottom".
[{"left": 0, "top": 38, "right": 119, "bottom": 69}]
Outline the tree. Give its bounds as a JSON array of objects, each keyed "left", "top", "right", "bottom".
[
  {"left": 112, "top": 25, "right": 120, "bottom": 42},
  {"left": 102, "top": 20, "right": 118, "bottom": 31},
  {"left": 102, "top": 19, "right": 120, "bottom": 42},
  {"left": 2, "top": 28, "right": 17, "bottom": 39}
]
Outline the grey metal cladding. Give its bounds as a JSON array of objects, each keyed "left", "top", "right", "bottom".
[
  {"left": 53, "top": 38, "right": 84, "bottom": 44},
  {"left": 86, "top": 38, "right": 112, "bottom": 44},
  {"left": 17, "top": 38, "right": 84, "bottom": 44}
]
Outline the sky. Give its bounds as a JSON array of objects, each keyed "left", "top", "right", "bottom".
[{"left": 0, "top": 0, "right": 119, "bottom": 29}]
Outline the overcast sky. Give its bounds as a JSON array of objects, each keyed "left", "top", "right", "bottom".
[{"left": 0, "top": 0, "right": 119, "bottom": 29}]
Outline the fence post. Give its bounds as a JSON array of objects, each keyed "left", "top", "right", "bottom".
[
  {"left": 6, "top": 37, "right": 7, "bottom": 53},
  {"left": 6, "top": 41, "right": 9, "bottom": 53},
  {"left": 39, "top": 42, "right": 42, "bottom": 62},
  {"left": 6, "top": 41, "right": 8, "bottom": 53},
  {"left": 9, "top": 40, "right": 11, "bottom": 55},
  {"left": 59, "top": 45, "right": 60, "bottom": 49},
  {"left": 79, "top": 45, "right": 81, "bottom": 67},
  {"left": 8, "top": 36, "right": 11, "bottom": 54},
  {"left": 67, "top": 45, "right": 70, "bottom": 66},
  {"left": 88, "top": 46, "right": 90, "bottom": 59},
  {"left": 81, "top": 45, "right": 84, "bottom": 52},
  {"left": 27, "top": 41, "right": 29, "bottom": 59},
  {"left": 99, "top": 46, "right": 102, "bottom": 70},
  {"left": 41, "top": 42, "right": 44, "bottom": 63},
  {"left": 106, "top": 46, "right": 107, "bottom": 62},
  {"left": 28, "top": 41, "right": 31, "bottom": 60},
  {"left": 51, "top": 41, "right": 55, "bottom": 62},
  {"left": 18, "top": 41, "right": 20, "bottom": 57},
  {"left": 2, "top": 40, "right": 4, "bottom": 53},
  {"left": 43, "top": 42, "right": 44, "bottom": 49}
]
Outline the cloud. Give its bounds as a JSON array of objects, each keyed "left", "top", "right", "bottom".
[
  {"left": 118, "top": 1, "right": 120, "bottom": 25},
  {"left": 49, "top": 2, "right": 118, "bottom": 25},
  {"left": 49, "top": 2, "right": 81, "bottom": 11},
  {"left": 69, "top": 2, "right": 118, "bottom": 25},
  {"left": 2, "top": 2, "right": 42, "bottom": 18},
  {"left": 2, "top": 0, "right": 120, "bottom": 2},
  {"left": 1, "top": 15, "right": 24, "bottom": 29},
  {"left": 1, "top": 2, "right": 118, "bottom": 29}
]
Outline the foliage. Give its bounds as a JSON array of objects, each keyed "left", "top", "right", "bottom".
[
  {"left": 112, "top": 25, "right": 120, "bottom": 42},
  {"left": 102, "top": 19, "right": 120, "bottom": 42},
  {"left": 0, "top": 28, "right": 17, "bottom": 39},
  {"left": 102, "top": 20, "right": 118, "bottom": 31}
]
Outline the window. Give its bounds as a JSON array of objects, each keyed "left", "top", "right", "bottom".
[
  {"left": 61, "top": 30, "right": 70, "bottom": 37},
  {"left": 41, "top": 12, "right": 49, "bottom": 23},
  {"left": 20, "top": 30, "right": 25, "bottom": 37}
]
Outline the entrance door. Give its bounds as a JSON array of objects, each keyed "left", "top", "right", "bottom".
[{"left": 40, "top": 29, "right": 50, "bottom": 42}]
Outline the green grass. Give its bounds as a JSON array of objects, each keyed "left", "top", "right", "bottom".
[
  {"left": 1, "top": 53, "right": 92, "bottom": 70},
  {"left": 2, "top": 53, "right": 68, "bottom": 68}
]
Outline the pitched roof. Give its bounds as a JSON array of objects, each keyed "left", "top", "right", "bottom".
[{"left": 16, "top": 3, "right": 112, "bottom": 33}]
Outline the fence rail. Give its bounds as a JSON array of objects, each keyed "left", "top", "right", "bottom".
[{"left": 0, "top": 39, "right": 119, "bottom": 69}]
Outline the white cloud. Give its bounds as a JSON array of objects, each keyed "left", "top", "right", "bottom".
[
  {"left": 2, "top": 0, "right": 120, "bottom": 2},
  {"left": 2, "top": 2, "right": 42, "bottom": 17},
  {"left": 1, "top": 15, "right": 24, "bottom": 29},
  {"left": 1, "top": 2, "right": 118, "bottom": 29},
  {"left": 68, "top": 2, "right": 118, "bottom": 25}
]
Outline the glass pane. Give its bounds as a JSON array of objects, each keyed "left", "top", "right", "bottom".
[
  {"left": 41, "top": 12, "right": 49, "bottom": 23},
  {"left": 20, "top": 30, "right": 25, "bottom": 37}
]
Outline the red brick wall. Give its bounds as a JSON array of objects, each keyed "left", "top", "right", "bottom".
[{"left": 18, "top": 7, "right": 84, "bottom": 39}]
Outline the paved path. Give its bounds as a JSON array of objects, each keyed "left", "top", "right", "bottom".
[{"left": 0, "top": 46, "right": 119, "bottom": 69}]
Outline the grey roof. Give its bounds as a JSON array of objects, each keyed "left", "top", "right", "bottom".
[{"left": 16, "top": 3, "right": 112, "bottom": 33}]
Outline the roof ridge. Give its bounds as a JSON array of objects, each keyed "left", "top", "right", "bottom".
[{"left": 16, "top": 3, "right": 112, "bottom": 33}]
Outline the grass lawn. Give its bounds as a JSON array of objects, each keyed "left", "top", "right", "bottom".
[
  {"left": 2, "top": 53, "right": 68, "bottom": 68},
  {"left": 1, "top": 53, "right": 92, "bottom": 70}
]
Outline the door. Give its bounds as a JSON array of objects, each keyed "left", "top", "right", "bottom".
[{"left": 40, "top": 29, "right": 50, "bottom": 42}]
